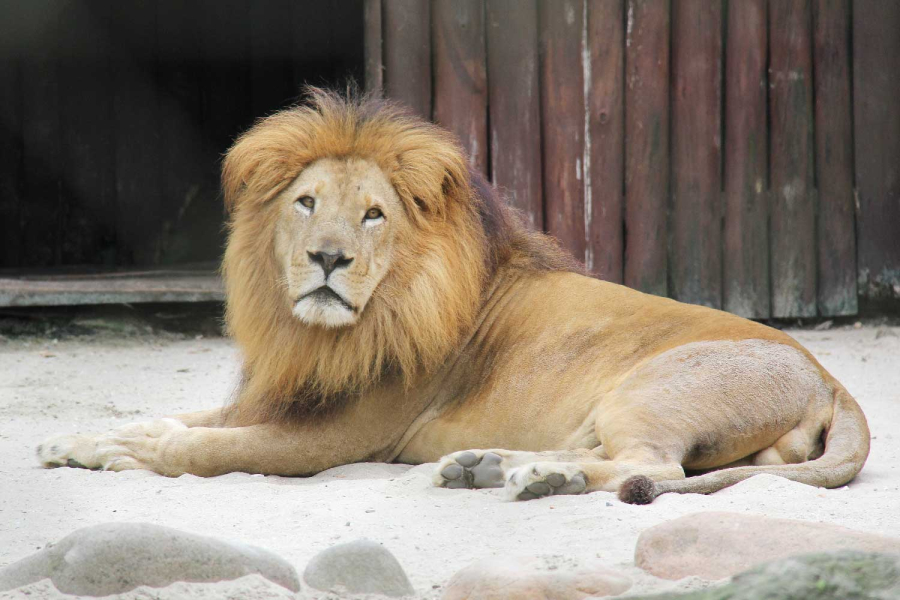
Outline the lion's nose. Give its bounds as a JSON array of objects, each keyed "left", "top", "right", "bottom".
[{"left": 308, "top": 250, "right": 353, "bottom": 278}]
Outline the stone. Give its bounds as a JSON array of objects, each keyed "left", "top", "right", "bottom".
[
  {"left": 442, "top": 557, "right": 632, "bottom": 600},
  {"left": 635, "top": 511, "right": 900, "bottom": 580},
  {"left": 0, "top": 522, "right": 300, "bottom": 596},
  {"left": 626, "top": 551, "right": 900, "bottom": 599},
  {"left": 303, "top": 538, "right": 414, "bottom": 597}
]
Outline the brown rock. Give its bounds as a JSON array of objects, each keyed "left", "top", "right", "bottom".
[
  {"left": 635, "top": 511, "right": 900, "bottom": 581},
  {"left": 442, "top": 557, "right": 631, "bottom": 600}
]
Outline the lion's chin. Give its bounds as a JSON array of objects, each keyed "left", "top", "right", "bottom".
[{"left": 292, "top": 297, "right": 359, "bottom": 328}]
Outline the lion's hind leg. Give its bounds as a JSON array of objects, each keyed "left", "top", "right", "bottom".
[{"left": 433, "top": 448, "right": 607, "bottom": 490}]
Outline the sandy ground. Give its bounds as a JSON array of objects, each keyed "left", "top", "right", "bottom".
[{"left": 1, "top": 322, "right": 899, "bottom": 598}]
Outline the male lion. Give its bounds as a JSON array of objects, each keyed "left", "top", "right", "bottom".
[{"left": 38, "top": 89, "right": 870, "bottom": 503}]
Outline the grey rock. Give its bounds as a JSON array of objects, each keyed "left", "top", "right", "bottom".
[
  {"left": 303, "top": 539, "right": 414, "bottom": 597},
  {"left": 442, "top": 557, "right": 631, "bottom": 600},
  {"left": 0, "top": 522, "right": 299, "bottom": 596},
  {"left": 635, "top": 511, "right": 900, "bottom": 580},
  {"left": 627, "top": 551, "right": 900, "bottom": 599}
]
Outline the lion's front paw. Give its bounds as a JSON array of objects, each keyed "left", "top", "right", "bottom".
[
  {"left": 504, "top": 462, "right": 587, "bottom": 501},
  {"left": 37, "top": 433, "right": 101, "bottom": 469},
  {"left": 38, "top": 419, "right": 189, "bottom": 475},
  {"left": 433, "top": 450, "right": 507, "bottom": 489}
]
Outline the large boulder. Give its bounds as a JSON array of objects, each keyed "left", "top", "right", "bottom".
[
  {"left": 0, "top": 522, "right": 299, "bottom": 596},
  {"left": 442, "top": 556, "right": 632, "bottom": 600},
  {"left": 635, "top": 511, "right": 900, "bottom": 580},
  {"left": 303, "top": 538, "right": 414, "bottom": 597},
  {"left": 627, "top": 551, "right": 900, "bottom": 599}
]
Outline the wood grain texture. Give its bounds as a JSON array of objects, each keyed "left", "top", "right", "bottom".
[
  {"left": 813, "top": 0, "right": 856, "bottom": 315},
  {"left": 624, "top": 0, "right": 669, "bottom": 296},
  {"left": 0, "top": 5, "right": 24, "bottom": 268},
  {"left": 586, "top": 0, "right": 625, "bottom": 282},
  {"left": 486, "top": 0, "right": 543, "bottom": 229},
  {"left": 723, "top": 0, "right": 769, "bottom": 318},
  {"left": 111, "top": 0, "right": 162, "bottom": 266},
  {"left": 540, "top": 0, "right": 585, "bottom": 261},
  {"left": 58, "top": 0, "right": 117, "bottom": 266},
  {"left": 670, "top": 0, "right": 722, "bottom": 308},
  {"left": 364, "top": 0, "right": 383, "bottom": 93},
  {"left": 769, "top": 0, "right": 816, "bottom": 317},
  {"left": 383, "top": 0, "right": 431, "bottom": 117},
  {"left": 853, "top": 0, "right": 900, "bottom": 301},
  {"left": 433, "top": 0, "right": 488, "bottom": 174}
]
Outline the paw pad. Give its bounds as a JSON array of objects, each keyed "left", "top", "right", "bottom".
[
  {"left": 437, "top": 451, "right": 505, "bottom": 489},
  {"left": 514, "top": 471, "right": 586, "bottom": 501}
]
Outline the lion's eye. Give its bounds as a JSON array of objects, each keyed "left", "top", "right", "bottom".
[
  {"left": 296, "top": 196, "right": 315, "bottom": 211},
  {"left": 364, "top": 207, "right": 384, "bottom": 221}
]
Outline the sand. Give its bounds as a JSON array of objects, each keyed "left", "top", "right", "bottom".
[{"left": 1, "top": 323, "right": 898, "bottom": 598}]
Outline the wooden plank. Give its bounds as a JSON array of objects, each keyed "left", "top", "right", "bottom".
[
  {"left": 363, "top": 0, "right": 383, "bottom": 93},
  {"left": 383, "top": 0, "right": 431, "bottom": 117},
  {"left": 769, "top": 0, "right": 816, "bottom": 318},
  {"left": 813, "top": 0, "right": 856, "bottom": 315},
  {"left": 58, "top": 0, "right": 117, "bottom": 266},
  {"left": 486, "top": 0, "right": 543, "bottom": 229},
  {"left": 249, "top": 0, "right": 296, "bottom": 119},
  {"left": 0, "top": 269, "right": 224, "bottom": 307},
  {"left": 670, "top": 0, "right": 722, "bottom": 308},
  {"left": 586, "top": 0, "right": 625, "bottom": 283},
  {"left": 853, "top": 1, "right": 900, "bottom": 302},
  {"left": 156, "top": 0, "right": 209, "bottom": 265},
  {"left": 19, "top": 0, "right": 63, "bottom": 267},
  {"left": 110, "top": 0, "right": 162, "bottom": 266},
  {"left": 433, "top": 0, "right": 488, "bottom": 174},
  {"left": 540, "top": 0, "right": 585, "bottom": 261},
  {"left": 624, "top": 0, "right": 669, "bottom": 296},
  {"left": 723, "top": 0, "right": 769, "bottom": 318},
  {"left": 0, "top": 5, "right": 24, "bottom": 269}
]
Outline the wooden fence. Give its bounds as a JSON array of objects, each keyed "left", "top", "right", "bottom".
[{"left": 366, "top": 0, "right": 900, "bottom": 318}]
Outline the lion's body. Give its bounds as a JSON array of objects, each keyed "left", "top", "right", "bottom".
[{"left": 38, "top": 90, "right": 870, "bottom": 503}]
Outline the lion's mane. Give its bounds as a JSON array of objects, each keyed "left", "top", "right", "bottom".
[{"left": 221, "top": 88, "right": 578, "bottom": 424}]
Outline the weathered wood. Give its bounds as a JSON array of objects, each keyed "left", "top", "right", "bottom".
[
  {"left": 486, "top": 0, "right": 543, "bottom": 229},
  {"left": 813, "top": 0, "right": 856, "bottom": 315},
  {"left": 723, "top": 0, "right": 769, "bottom": 318},
  {"left": 111, "top": 0, "right": 162, "bottom": 266},
  {"left": 19, "top": 0, "right": 63, "bottom": 267},
  {"left": 363, "top": 0, "right": 383, "bottom": 93},
  {"left": 853, "top": 0, "right": 900, "bottom": 302},
  {"left": 58, "top": 0, "right": 117, "bottom": 266},
  {"left": 670, "top": 0, "right": 722, "bottom": 308},
  {"left": 0, "top": 7, "right": 23, "bottom": 269},
  {"left": 156, "top": 0, "right": 208, "bottom": 265},
  {"left": 769, "top": 0, "right": 816, "bottom": 318},
  {"left": 383, "top": 0, "right": 431, "bottom": 118},
  {"left": 624, "top": 0, "right": 669, "bottom": 296},
  {"left": 586, "top": 0, "right": 625, "bottom": 283},
  {"left": 433, "top": 0, "right": 488, "bottom": 174},
  {"left": 0, "top": 268, "right": 224, "bottom": 307},
  {"left": 540, "top": 0, "right": 585, "bottom": 261},
  {"left": 249, "top": 0, "right": 296, "bottom": 120}
]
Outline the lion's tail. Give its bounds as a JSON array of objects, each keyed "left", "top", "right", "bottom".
[{"left": 618, "top": 385, "right": 870, "bottom": 504}]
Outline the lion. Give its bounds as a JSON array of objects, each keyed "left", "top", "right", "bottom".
[{"left": 37, "top": 89, "right": 870, "bottom": 504}]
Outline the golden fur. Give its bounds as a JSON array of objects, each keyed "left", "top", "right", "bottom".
[
  {"left": 38, "top": 88, "right": 868, "bottom": 505},
  {"left": 221, "top": 89, "right": 575, "bottom": 424}
]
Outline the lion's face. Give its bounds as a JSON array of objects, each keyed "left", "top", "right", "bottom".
[{"left": 273, "top": 157, "right": 406, "bottom": 328}]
